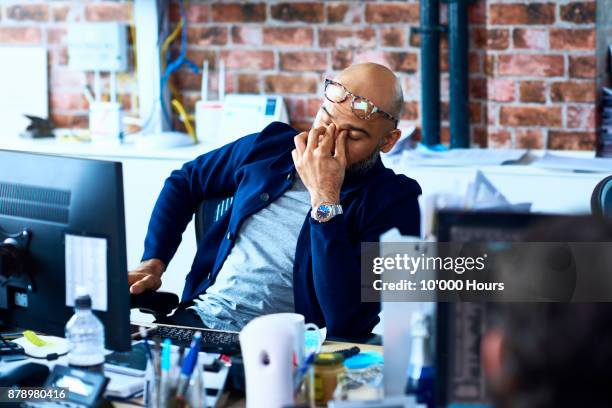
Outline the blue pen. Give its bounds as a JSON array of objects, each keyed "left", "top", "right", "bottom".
[
  {"left": 175, "top": 331, "right": 202, "bottom": 398},
  {"left": 294, "top": 352, "right": 316, "bottom": 391}
]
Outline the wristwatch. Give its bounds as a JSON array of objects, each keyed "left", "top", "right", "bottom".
[{"left": 311, "top": 201, "right": 343, "bottom": 223}]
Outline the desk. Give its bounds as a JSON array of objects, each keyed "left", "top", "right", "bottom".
[{"left": 111, "top": 341, "right": 382, "bottom": 408}]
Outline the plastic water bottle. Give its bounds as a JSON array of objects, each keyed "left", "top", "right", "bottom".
[{"left": 65, "top": 293, "right": 105, "bottom": 372}]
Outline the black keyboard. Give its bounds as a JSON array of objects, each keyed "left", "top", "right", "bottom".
[{"left": 152, "top": 324, "right": 241, "bottom": 355}]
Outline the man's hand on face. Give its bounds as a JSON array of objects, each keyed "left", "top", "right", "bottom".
[
  {"left": 128, "top": 258, "right": 165, "bottom": 294},
  {"left": 292, "top": 123, "right": 348, "bottom": 208}
]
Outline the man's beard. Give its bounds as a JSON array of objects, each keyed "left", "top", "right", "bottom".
[{"left": 346, "top": 146, "right": 381, "bottom": 175}]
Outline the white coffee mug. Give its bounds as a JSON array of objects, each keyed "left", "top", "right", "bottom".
[{"left": 260, "top": 313, "right": 323, "bottom": 366}]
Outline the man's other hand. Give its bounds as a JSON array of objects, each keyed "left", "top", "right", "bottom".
[
  {"left": 292, "top": 123, "right": 347, "bottom": 208},
  {"left": 128, "top": 259, "right": 165, "bottom": 294}
]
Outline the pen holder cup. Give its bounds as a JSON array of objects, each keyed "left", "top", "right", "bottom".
[{"left": 144, "top": 360, "right": 205, "bottom": 408}]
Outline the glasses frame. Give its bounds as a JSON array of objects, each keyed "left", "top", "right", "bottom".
[{"left": 324, "top": 79, "right": 398, "bottom": 126}]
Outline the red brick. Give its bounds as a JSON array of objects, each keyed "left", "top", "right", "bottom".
[
  {"left": 331, "top": 50, "right": 353, "bottom": 70},
  {"left": 520, "top": 81, "right": 547, "bottom": 103},
  {"left": 220, "top": 50, "right": 274, "bottom": 70},
  {"left": 187, "top": 27, "right": 228, "bottom": 46},
  {"left": 211, "top": 3, "right": 265, "bottom": 22},
  {"left": 5, "top": 4, "right": 48, "bottom": 21},
  {"left": 380, "top": 27, "right": 406, "bottom": 47},
  {"left": 469, "top": 52, "right": 481, "bottom": 74},
  {"left": 327, "top": 2, "right": 362, "bottom": 24},
  {"left": 231, "top": 26, "right": 261, "bottom": 46},
  {"left": 516, "top": 129, "right": 544, "bottom": 149},
  {"left": 286, "top": 98, "right": 306, "bottom": 122},
  {"left": 264, "top": 75, "right": 318, "bottom": 94},
  {"left": 365, "top": 3, "right": 419, "bottom": 23},
  {"left": 513, "top": 28, "right": 548, "bottom": 51},
  {"left": 354, "top": 51, "right": 417, "bottom": 73},
  {"left": 319, "top": 27, "right": 375, "bottom": 49},
  {"left": 50, "top": 92, "right": 87, "bottom": 111},
  {"left": 472, "top": 126, "right": 488, "bottom": 148},
  {"left": 487, "top": 29, "right": 509, "bottom": 50},
  {"left": 51, "top": 4, "right": 70, "bottom": 22},
  {"left": 440, "top": 50, "right": 449, "bottom": 73},
  {"left": 236, "top": 74, "right": 260, "bottom": 93},
  {"left": 0, "top": 27, "right": 42, "bottom": 44},
  {"left": 550, "top": 82, "right": 596, "bottom": 102},
  {"left": 440, "top": 127, "right": 451, "bottom": 144},
  {"left": 471, "top": 28, "right": 486, "bottom": 48},
  {"left": 569, "top": 56, "right": 597, "bottom": 78},
  {"left": 470, "top": 77, "right": 487, "bottom": 99},
  {"left": 487, "top": 79, "right": 515, "bottom": 102},
  {"left": 484, "top": 55, "right": 495, "bottom": 77},
  {"left": 468, "top": 1, "right": 486, "bottom": 25},
  {"left": 548, "top": 131, "right": 596, "bottom": 150},
  {"left": 488, "top": 129, "right": 512, "bottom": 149},
  {"left": 470, "top": 102, "right": 483, "bottom": 124},
  {"left": 498, "top": 54, "right": 564, "bottom": 77},
  {"left": 280, "top": 52, "right": 327, "bottom": 72},
  {"left": 560, "top": 2, "right": 596, "bottom": 24},
  {"left": 174, "top": 70, "right": 201, "bottom": 91},
  {"left": 489, "top": 3, "right": 555, "bottom": 25},
  {"left": 500, "top": 106, "right": 562, "bottom": 127},
  {"left": 271, "top": 2, "right": 323, "bottom": 23},
  {"left": 47, "top": 28, "right": 67, "bottom": 45},
  {"left": 85, "top": 3, "right": 130, "bottom": 22},
  {"left": 263, "top": 27, "right": 313, "bottom": 47},
  {"left": 440, "top": 101, "right": 449, "bottom": 121},
  {"left": 50, "top": 113, "right": 88, "bottom": 129},
  {"left": 169, "top": 3, "right": 210, "bottom": 23},
  {"left": 402, "top": 101, "right": 419, "bottom": 121},
  {"left": 567, "top": 105, "right": 596, "bottom": 129},
  {"left": 307, "top": 98, "right": 323, "bottom": 117},
  {"left": 550, "top": 29, "right": 596, "bottom": 51}
]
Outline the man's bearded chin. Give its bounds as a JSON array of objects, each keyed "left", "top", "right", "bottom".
[{"left": 346, "top": 145, "right": 381, "bottom": 175}]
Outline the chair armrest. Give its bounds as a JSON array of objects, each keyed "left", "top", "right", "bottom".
[{"left": 130, "top": 291, "right": 179, "bottom": 317}]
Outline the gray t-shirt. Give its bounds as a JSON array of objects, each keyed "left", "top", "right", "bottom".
[{"left": 190, "top": 176, "right": 311, "bottom": 331}]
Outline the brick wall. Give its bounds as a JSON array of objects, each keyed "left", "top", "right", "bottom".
[
  {"left": 0, "top": 0, "right": 599, "bottom": 150},
  {"left": 483, "top": 0, "right": 598, "bottom": 150}
]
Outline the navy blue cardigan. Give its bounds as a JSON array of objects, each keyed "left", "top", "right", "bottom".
[{"left": 142, "top": 122, "right": 421, "bottom": 336}]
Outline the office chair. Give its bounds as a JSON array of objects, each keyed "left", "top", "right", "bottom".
[
  {"left": 591, "top": 175, "right": 612, "bottom": 218},
  {"left": 130, "top": 197, "right": 234, "bottom": 319}
]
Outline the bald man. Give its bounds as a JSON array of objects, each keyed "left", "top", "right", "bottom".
[{"left": 129, "top": 63, "right": 421, "bottom": 336}]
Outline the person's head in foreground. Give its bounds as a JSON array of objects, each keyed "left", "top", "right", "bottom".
[
  {"left": 308, "top": 62, "right": 404, "bottom": 174},
  {"left": 482, "top": 217, "right": 612, "bottom": 408}
]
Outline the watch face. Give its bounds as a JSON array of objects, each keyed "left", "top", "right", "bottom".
[{"left": 316, "top": 204, "right": 332, "bottom": 221}]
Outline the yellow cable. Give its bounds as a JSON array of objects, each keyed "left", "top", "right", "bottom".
[
  {"left": 171, "top": 99, "right": 197, "bottom": 142},
  {"left": 161, "top": 19, "right": 183, "bottom": 73}
]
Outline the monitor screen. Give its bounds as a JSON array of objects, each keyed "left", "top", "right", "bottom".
[{"left": 0, "top": 149, "right": 131, "bottom": 351}]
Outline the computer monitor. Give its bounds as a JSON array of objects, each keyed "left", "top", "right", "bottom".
[
  {"left": 0, "top": 149, "right": 131, "bottom": 351},
  {"left": 434, "top": 209, "right": 589, "bottom": 407}
]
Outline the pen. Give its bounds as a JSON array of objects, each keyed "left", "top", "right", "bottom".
[
  {"left": 175, "top": 332, "right": 202, "bottom": 398},
  {"left": 160, "top": 339, "right": 172, "bottom": 406},
  {"left": 294, "top": 352, "right": 316, "bottom": 391}
]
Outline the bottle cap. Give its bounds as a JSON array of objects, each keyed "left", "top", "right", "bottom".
[
  {"left": 75, "top": 294, "right": 92, "bottom": 309},
  {"left": 314, "top": 352, "right": 343, "bottom": 366},
  {"left": 344, "top": 351, "right": 383, "bottom": 370}
]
